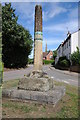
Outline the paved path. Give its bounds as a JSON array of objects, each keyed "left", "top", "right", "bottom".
[{"left": 3, "top": 65, "right": 79, "bottom": 86}]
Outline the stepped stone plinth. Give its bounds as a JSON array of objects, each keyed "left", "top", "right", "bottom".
[
  {"left": 2, "top": 69, "right": 65, "bottom": 105},
  {"left": 18, "top": 71, "right": 54, "bottom": 92}
]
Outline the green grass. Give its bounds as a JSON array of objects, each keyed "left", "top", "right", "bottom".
[
  {"left": 54, "top": 81, "right": 78, "bottom": 118},
  {"left": 2, "top": 79, "right": 79, "bottom": 118},
  {"left": 2, "top": 102, "right": 36, "bottom": 113}
]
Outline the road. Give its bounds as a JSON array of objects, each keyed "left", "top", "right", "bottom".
[
  {"left": 43, "top": 66, "right": 78, "bottom": 86},
  {"left": 3, "top": 65, "right": 79, "bottom": 86}
]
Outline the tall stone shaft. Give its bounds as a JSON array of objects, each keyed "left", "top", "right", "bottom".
[{"left": 34, "top": 5, "right": 43, "bottom": 71}]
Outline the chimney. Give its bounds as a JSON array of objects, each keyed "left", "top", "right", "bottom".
[{"left": 67, "top": 31, "right": 70, "bottom": 37}]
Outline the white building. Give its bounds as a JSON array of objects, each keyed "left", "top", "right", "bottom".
[{"left": 55, "top": 29, "right": 80, "bottom": 64}]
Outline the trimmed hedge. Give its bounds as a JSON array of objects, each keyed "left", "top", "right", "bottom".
[{"left": 43, "top": 60, "right": 54, "bottom": 65}]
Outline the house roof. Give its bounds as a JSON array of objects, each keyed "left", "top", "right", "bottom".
[
  {"left": 62, "top": 34, "right": 71, "bottom": 46},
  {"left": 57, "top": 29, "right": 80, "bottom": 50},
  {"left": 43, "top": 50, "right": 53, "bottom": 58},
  {"left": 57, "top": 33, "right": 71, "bottom": 50},
  {"left": 43, "top": 52, "right": 48, "bottom": 58},
  {"left": 71, "top": 29, "right": 80, "bottom": 35},
  {"left": 57, "top": 44, "right": 62, "bottom": 50}
]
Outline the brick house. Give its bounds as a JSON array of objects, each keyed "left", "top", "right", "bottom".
[{"left": 43, "top": 50, "right": 53, "bottom": 60}]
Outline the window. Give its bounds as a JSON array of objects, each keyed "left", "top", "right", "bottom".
[
  {"left": 67, "top": 42, "right": 68, "bottom": 48},
  {"left": 65, "top": 43, "right": 66, "bottom": 49},
  {"left": 50, "top": 55, "right": 53, "bottom": 59},
  {"left": 69, "top": 53, "right": 71, "bottom": 59},
  {"left": 67, "top": 54, "right": 68, "bottom": 59},
  {"left": 69, "top": 40, "right": 70, "bottom": 46},
  {"left": 63, "top": 46, "right": 64, "bottom": 51},
  {"left": 59, "top": 49, "right": 60, "bottom": 53}
]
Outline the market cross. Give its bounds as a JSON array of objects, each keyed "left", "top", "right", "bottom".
[{"left": 34, "top": 5, "right": 43, "bottom": 71}]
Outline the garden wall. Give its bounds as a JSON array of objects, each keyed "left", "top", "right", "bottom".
[{"left": 70, "top": 65, "right": 80, "bottom": 73}]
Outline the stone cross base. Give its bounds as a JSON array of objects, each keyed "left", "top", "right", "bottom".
[
  {"left": 17, "top": 71, "right": 54, "bottom": 92},
  {"left": 2, "top": 86, "right": 65, "bottom": 105},
  {"left": 2, "top": 71, "right": 66, "bottom": 105}
]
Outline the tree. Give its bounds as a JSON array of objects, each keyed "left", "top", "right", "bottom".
[
  {"left": 0, "top": 3, "right": 3, "bottom": 85},
  {"left": 53, "top": 50, "right": 57, "bottom": 60},
  {"left": 71, "top": 47, "right": 80, "bottom": 66},
  {"left": 2, "top": 3, "right": 33, "bottom": 68}
]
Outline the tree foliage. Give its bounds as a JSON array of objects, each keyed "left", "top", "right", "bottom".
[
  {"left": 0, "top": 3, "right": 3, "bottom": 84},
  {"left": 71, "top": 47, "right": 80, "bottom": 66},
  {"left": 2, "top": 3, "right": 33, "bottom": 68},
  {"left": 53, "top": 50, "right": 57, "bottom": 60}
]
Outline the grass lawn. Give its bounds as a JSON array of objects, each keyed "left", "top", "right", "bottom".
[{"left": 2, "top": 79, "right": 78, "bottom": 118}]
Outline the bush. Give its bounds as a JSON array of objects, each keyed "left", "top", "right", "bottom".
[
  {"left": 56, "top": 56, "right": 70, "bottom": 68},
  {"left": 58, "top": 56, "right": 67, "bottom": 62},
  {"left": 60, "top": 59, "right": 70, "bottom": 67},
  {"left": 43, "top": 60, "right": 54, "bottom": 65}
]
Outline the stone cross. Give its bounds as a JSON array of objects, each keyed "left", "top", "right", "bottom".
[{"left": 34, "top": 5, "right": 43, "bottom": 71}]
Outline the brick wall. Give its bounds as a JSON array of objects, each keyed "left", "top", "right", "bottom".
[{"left": 46, "top": 51, "right": 53, "bottom": 60}]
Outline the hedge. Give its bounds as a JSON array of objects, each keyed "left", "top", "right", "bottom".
[
  {"left": 28, "top": 59, "right": 34, "bottom": 64},
  {"left": 43, "top": 60, "right": 54, "bottom": 65}
]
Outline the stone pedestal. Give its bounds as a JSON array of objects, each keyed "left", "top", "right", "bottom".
[
  {"left": 18, "top": 71, "right": 54, "bottom": 92},
  {"left": 2, "top": 71, "right": 66, "bottom": 105}
]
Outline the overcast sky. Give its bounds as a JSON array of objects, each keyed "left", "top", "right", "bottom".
[{"left": 2, "top": 2, "right": 78, "bottom": 58}]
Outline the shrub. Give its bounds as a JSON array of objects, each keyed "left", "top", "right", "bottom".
[
  {"left": 60, "top": 59, "right": 70, "bottom": 67},
  {"left": 56, "top": 56, "right": 70, "bottom": 68},
  {"left": 58, "top": 56, "right": 67, "bottom": 62}
]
